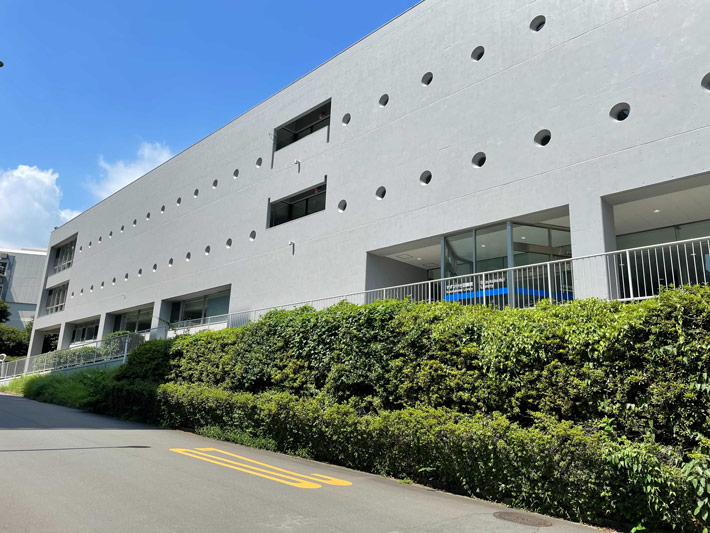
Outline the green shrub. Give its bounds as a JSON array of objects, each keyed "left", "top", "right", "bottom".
[
  {"left": 19, "top": 369, "right": 116, "bottom": 410},
  {"left": 167, "top": 286, "right": 710, "bottom": 450},
  {"left": 115, "top": 339, "right": 175, "bottom": 383},
  {"left": 157, "top": 382, "right": 701, "bottom": 531}
]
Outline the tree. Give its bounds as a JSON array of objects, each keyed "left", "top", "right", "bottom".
[
  {"left": 0, "top": 299, "right": 10, "bottom": 323},
  {"left": 0, "top": 324, "right": 29, "bottom": 358}
]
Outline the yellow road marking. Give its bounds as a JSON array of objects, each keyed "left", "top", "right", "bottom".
[
  {"left": 170, "top": 447, "right": 352, "bottom": 490},
  {"left": 170, "top": 448, "right": 321, "bottom": 489},
  {"left": 196, "top": 448, "right": 352, "bottom": 486}
]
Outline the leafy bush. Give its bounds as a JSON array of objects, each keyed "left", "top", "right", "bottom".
[
  {"left": 157, "top": 382, "right": 700, "bottom": 531},
  {"left": 17, "top": 369, "right": 116, "bottom": 410},
  {"left": 168, "top": 287, "right": 710, "bottom": 450},
  {"left": 114, "top": 339, "right": 174, "bottom": 383}
]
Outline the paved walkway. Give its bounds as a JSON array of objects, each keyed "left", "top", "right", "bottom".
[{"left": 0, "top": 394, "right": 601, "bottom": 532}]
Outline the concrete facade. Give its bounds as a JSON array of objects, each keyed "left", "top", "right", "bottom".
[
  {"left": 0, "top": 248, "right": 46, "bottom": 330},
  {"left": 30, "top": 0, "right": 710, "bottom": 355}
]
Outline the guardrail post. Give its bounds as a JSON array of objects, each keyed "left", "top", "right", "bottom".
[
  {"left": 547, "top": 263, "right": 553, "bottom": 303},
  {"left": 122, "top": 337, "right": 129, "bottom": 364},
  {"left": 626, "top": 249, "right": 634, "bottom": 300}
]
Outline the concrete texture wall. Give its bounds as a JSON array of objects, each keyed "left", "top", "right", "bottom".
[
  {"left": 0, "top": 249, "right": 46, "bottom": 330},
  {"left": 30, "top": 0, "right": 710, "bottom": 352}
]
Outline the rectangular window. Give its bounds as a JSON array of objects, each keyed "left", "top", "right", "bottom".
[
  {"left": 71, "top": 319, "right": 99, "bottom": 344},
  {"left": 45, "top": 283, "right": 68, "bottom": 314},
  {"left": 274, "top": 100, "right": 331, "bottom": 151},
  {"left": 0, "top": 260, "right": 7, "bottom": 277},
  {"left": 114, "top": 308, "right": 153, "bottom": 333},
  {"left": 171, "top": 289, "right": 231, "bottom": 323},
  {"left": 52, "top": 239, "right": 76, "bottom": 273},
  {"left": 268, "top": 182, "right": 327, "bottom": 228}
]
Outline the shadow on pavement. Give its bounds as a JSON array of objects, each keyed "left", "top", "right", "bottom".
[{"left": 0, "top": 394, "right": 155, "bottom": 430}]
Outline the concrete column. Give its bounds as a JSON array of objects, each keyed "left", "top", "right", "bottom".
[
  {"left": 569, "top": 196, "right": 617, "bottom": 300},
  {"left": 27, "top": 329, "right": 45, "bottom": 357},
  {"left": 149, "top": 300, "right": 172, "bottom": 340},
  {"left": 97, "top": 313, "right": 114, "bottom": 342},
  {"left": 57, "top": 322, "right": 73, "bottom": 350}
]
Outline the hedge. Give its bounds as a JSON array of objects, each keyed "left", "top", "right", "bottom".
[
  {"left": 169, "top": 286, "right": 710, "bottom": 451},
  {"left": 157, "top": 382, "right": 702, "bottom": 531}
]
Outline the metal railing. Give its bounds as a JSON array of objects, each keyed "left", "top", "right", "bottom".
[
  {"left": 0, "top": 333, "right": 144, "bottom": 382},
  {"left": 3, "top": 235, "right": 709, "bottom": 382}
]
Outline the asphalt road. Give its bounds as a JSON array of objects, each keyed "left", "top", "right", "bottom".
[{"left": 0, "top": 394, "right": 600, "bottom": 533}]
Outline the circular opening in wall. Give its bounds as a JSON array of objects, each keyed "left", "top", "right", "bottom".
[
  {"left": 193, "top": 189, "right": 199, "bottom": 198},
  {"left": 471, "top": 46, "right": 485, "bottom": 61},
  {"left": 226, "top": 238, "right": 232, "bottom": 249},
  {"left": 168, "top": 258, "right": 174, "bottom": 267},
  {"left": 124, "top": 273, "right": 129, "bottom": 281},
  {"left": 702, "top": 73, "right": 710, "bottom": 91},
  {"left": 112, "top": 277, "right": 116, "bottom": 285},
  {"left": 90, "top": 285, "right": 93, "bottom": 293},
  {"left": 255, "top": 158, "right": 263, "bottom": 168},
  {"left": 375, "top": 186, "right": 387, "bottom": 200},
  {"left": 160, "top": 205, "right": 165, "bottom": 214},
  {"left": 342, "top": 113, "right": 351, "bottom": 125},
  {"left": 233, "top": 168, "right": 239, "bottom": 179},
  {"left": 120, "top": 225, "right": 125, "bottom": 233},
  {"left": 132, "top": 219, "right": 137, "bottom": 227},
  {"left": 146, "top": 212, "right": 150, "bottom": 221},
  {"left": 212, "top": 179, "right": 218, "bottom": 189},
  {"left": 79, "top": 246, "right": 83, "bottom": 253},
  {"left": 80, "top": 289, "right": 84, "bottom": 295},
  {"left": 71, "top": 292, "right": 74, "bottom": 298},
  {"left": 138, "top": 268, "right": 142, "bottom": 277},
  {"left": 379, "top": 94, "right": 389, "bottom": 107},
  {"left": 421, "top": 72, "right": 433, "bottom": 86},
  {"left": 88, "top": 241, "right": 92, "bottom": 248},
  {"left": 100, "top": 282, "right": 104, "bottom": 289},
  {"left": 204, "top": 246, "right": 211, "bottom": 255},
  {"left": 534, "top": 129, "right": 552, "bottom": 146},
  {"left": 185, "top": 252, "right": 191, "bottom": 262},
  {"left": 610, "top": 102, "right": 631, "bottom": 121},
  {"left": 337, "top": 199, "right": 347, "bottom": 212},
  {"left": 249, "top": 230, "right": 256, "bottom": 241},
  {"left": 152, "top": 263, "right": 157, "bottom": 272},
  {"left": 530, "top": 15, "right": 546, "bottom": 32},
  {"left": 472, "top": 152, "right": 487, "bottom": 167},
  {"left": 176, "top": 197, "right": 182, "bottom": 206},
  {"left": 419, "top": 171, "right": 432, "bottom": 186},
  {"left": 109, "top": 231, "right": 113, "bottom": 238},
  {"left": 98, "top": 236, "right": 102, "bottom": 244}
]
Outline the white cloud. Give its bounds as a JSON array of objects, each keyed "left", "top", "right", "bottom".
[
  {"left": 0, "top": 165, "right": 76, "bottom": 249},
  {"left": 88, "top": 141, "right": 173, "bottom": 200}
]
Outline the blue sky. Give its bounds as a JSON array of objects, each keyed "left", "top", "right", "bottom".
[{"left": 0, "top": 0, "right": 419, "bottom": 249}]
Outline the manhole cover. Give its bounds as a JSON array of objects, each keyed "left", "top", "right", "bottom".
[{"left": 493, "top": 511, "right": 552, "bottom": 527}]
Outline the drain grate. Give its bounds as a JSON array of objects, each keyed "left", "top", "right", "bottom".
[{"left": 493, "top": 511, "right": 552, "bottom": 527}]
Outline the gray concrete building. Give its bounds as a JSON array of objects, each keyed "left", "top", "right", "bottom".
[
  {"left": 0, "top": 247, "right": 46, "bottom": 330},
  {"left": 29, "top": 0, "right": 710, "bottom": 356}
]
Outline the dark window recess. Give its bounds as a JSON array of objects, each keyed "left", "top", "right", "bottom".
[
  {"left": 269, "top": 183, "right": 327, "bottom": 228},
  {"left": 274, "top": 101, "right": 331, "bottom": 151}
]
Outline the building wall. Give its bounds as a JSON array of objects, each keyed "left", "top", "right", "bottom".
[
  {"left": 0, "top": 249, "right": 47, "bottom": 330},
  {"left": 31, "top": 0, "right": 710, "bottom": 352}
]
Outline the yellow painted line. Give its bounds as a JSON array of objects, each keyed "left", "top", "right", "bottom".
[
  {"left": 170, "top": 448, "right": 321, "bottom": 489},
  {"left": 196, "top": 448, "right": 353, "bottom": 486}
]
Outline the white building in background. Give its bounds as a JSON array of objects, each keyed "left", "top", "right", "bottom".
[
  {"left": 0, "top": 247, "right": 46, "bottom": 330},
  {"left": 28, "top": 0, "right": 710, "bottom": 356}
]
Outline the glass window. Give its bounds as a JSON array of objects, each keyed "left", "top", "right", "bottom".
[
  {"left": 475, "top": 224, "right": 508, "bottom": 273},
  {"left": 52, "top": 239, "right": 76, "bottom": 273},
  {"left": 268, "top": 183, "right": 326, "bottom": 228},
  {"left": 182, "top": 298, "right": 204, "bottom": 321},
  {"left": 45, "top": 283, "right": 68, "bottom": 314},
  {"left": 274, "top": 100, "right": 331, "bottom": 151},
  {"left": 444, "top": 232, "right": 473, "bottom": 277}
]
